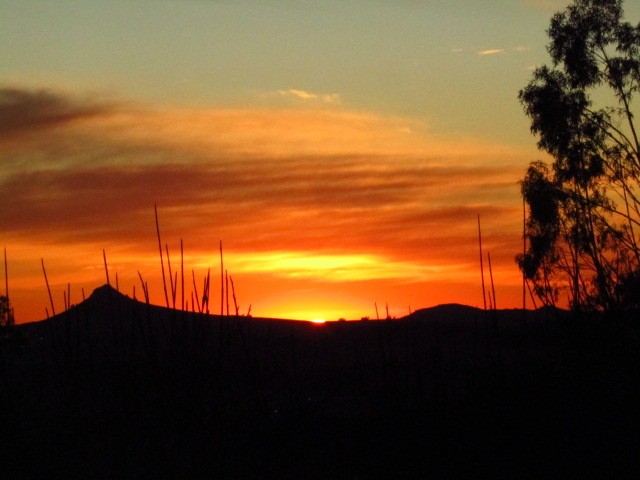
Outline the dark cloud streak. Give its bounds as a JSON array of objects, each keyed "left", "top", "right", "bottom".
[{"left": 0, "top": 87, "right": 109, "bottom": 138}]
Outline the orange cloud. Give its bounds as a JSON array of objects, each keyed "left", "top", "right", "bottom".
[
  {"left": 0, "top": 87, "right": 531, "bottom": 322},
  {"left": 478, "top": 49, "right": 505, "bottom": 56}
]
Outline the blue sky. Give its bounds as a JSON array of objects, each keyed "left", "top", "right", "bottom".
[{"left": 1, "top": 0, "right": 582, "bottom": 144}]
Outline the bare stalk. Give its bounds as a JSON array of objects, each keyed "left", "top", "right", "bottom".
[
  {"left": 488, "top": 252, "right": 497, "bottom": 311},
  {"left": 103, "top": 249, "right": 110, "bottom": 287},
  {"left": 180, "top": 239, "right": 185, "bottom": 311},
  {"left": 166, "top": 243, "right": 176, "bottom": 309},
  {"left": 219, "top": 240, "right": 224, "bottom": 316},
  {"left": 225, "top": 269, "right": 230, "bottom": 316},
  {"left": 202, "top": 268, "right": 211, "bottom": 314},
  {"left": 173, "top": 272, "right": 178, "bottom": 306},
  {"left": 155, "top": 204, "right": 170, "bottom": 308},
  {"left": 192, "top": 269, "right": 201, "bottom": 313},
  {"left": 230, "top": 275, "right": 239, "bottom": 316},
  {"left": 205, "top": 268, "right": 211, "bottom": 315},
  {"left": 3, "top": 247, "right": 8, "bottom": 303},
  {"left": 41, "top": 258, "right": 56, "bottom": 317},
  {"left": 138, "top": 271, "right": 150, "bottom": 303},
  {"left": 478, "top": 214, "right": 487, "bottom": 311}
]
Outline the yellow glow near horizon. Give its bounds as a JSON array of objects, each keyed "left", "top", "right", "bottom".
[{"left": 229, "top": 251, "right": 468, "bottom": 283}]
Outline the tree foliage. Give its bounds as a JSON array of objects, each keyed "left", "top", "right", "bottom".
[
  {"left": 518, "top": 0, "right": 640, "bottom": 311},
  {"left": 0, "top": 295, "right": 12, "bottom": 327}
]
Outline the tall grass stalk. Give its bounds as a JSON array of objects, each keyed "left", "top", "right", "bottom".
[
  {"left": 173, "top": 272, "right": 178, "bottom": 307},
  {"left": 478, "top": 214, "right": 487, "bottom": 311},
  {"left": 219, "top": 240, "right": 224, "bottom": 316},
  {"left": 225, "top": 270, "right": 230, "bottom": 316},
  {"left": 2, "top": 248, "right": 14, "bottom": 326},
  {"left": 181, "top": 239, "right": 185, "bottom": 311},
  {"left": 103, "top": 249, "right": 110, "bottom": 287},
  {"left": 41, "top": 258, "right": 55, "bottom": 317},
  {"left": 230, "top": 275, "right": 239, "bottom": 316},
  {"left": 3, "top": 247, "right": 6, "bottom": 297},
  {"left": 487, "top": 252, "right": 497, "bottom": 311},
  {"left": 204, "top": 268, "right": 211, "bottom": 314},
  {"left": 165, "top": 244, "right": 176, "bottom": 309},
  {"left": 154, "top": 204, "right": 170, "bottom": 308},
  {"left": 192, "top": 269, "right": 201, "bottom": 313},
  {"left": 138, "top": 271, "right": 150, "bottom": 303}
]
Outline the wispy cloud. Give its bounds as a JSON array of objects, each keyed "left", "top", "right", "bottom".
[
  {"left": 276, "top": 88, "right": 341, "bottom": 104},
  {"left": 478, "top": 49, "right": 505, "bottom": 56}
]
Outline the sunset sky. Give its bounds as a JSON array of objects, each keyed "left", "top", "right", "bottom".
[{"left": 3, "top": 1, "right": 638, "bottom": 322}]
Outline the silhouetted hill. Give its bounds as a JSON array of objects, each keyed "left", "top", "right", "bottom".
[
  {"left": 2, "top": 285, "right": 638, "bottom": 478},
  {"left": 406, "top": 302, "right": 567, "bottom": 325},
  {"left": 16, "top": 285, "right": 566, "bottom": 339},
  {"left": 410, "top": 302, "right": 480, "bottom": 320}
]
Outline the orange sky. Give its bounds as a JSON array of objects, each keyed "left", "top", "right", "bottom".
[
  {"left": 1, "top": 88, "right": 533, "bottom": 322},
  {"left": 7, "top": 1, "right": 623, "bottom": 322}
]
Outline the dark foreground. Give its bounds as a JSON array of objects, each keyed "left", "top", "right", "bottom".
[{"left": 1, "top": 286, "right": 639, "bottom": 478}]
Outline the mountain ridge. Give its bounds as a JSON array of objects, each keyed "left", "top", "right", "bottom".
[{"left": 18, "top": 284, "right": 561, "bottom": 328}]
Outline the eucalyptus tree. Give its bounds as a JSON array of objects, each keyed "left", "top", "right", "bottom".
[
  {"left": 518, "top": 0, "right": 640, "bottom": 311},
  {"left": 0, "top": 296, "right": 12, "bottom": 327}
]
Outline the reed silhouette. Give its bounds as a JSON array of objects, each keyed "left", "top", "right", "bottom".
[{"left": 1, "top": 285, "right": 639, "bottom": 478}]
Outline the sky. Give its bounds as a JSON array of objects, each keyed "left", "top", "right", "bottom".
[{"left": 2, "top": 0, "right": 639, "bottom": 322}]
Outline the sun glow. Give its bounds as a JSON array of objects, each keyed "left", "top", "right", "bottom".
[{"left": 229, "top": 251, "right": 467, "bottom": 283}]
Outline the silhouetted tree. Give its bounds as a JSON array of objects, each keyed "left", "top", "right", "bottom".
[
  {"left": 517, "top": 0, "right": 640, "bottom": 311},
  {"left": 0, "top": 295, "right": 13, "bottom": 327}
]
